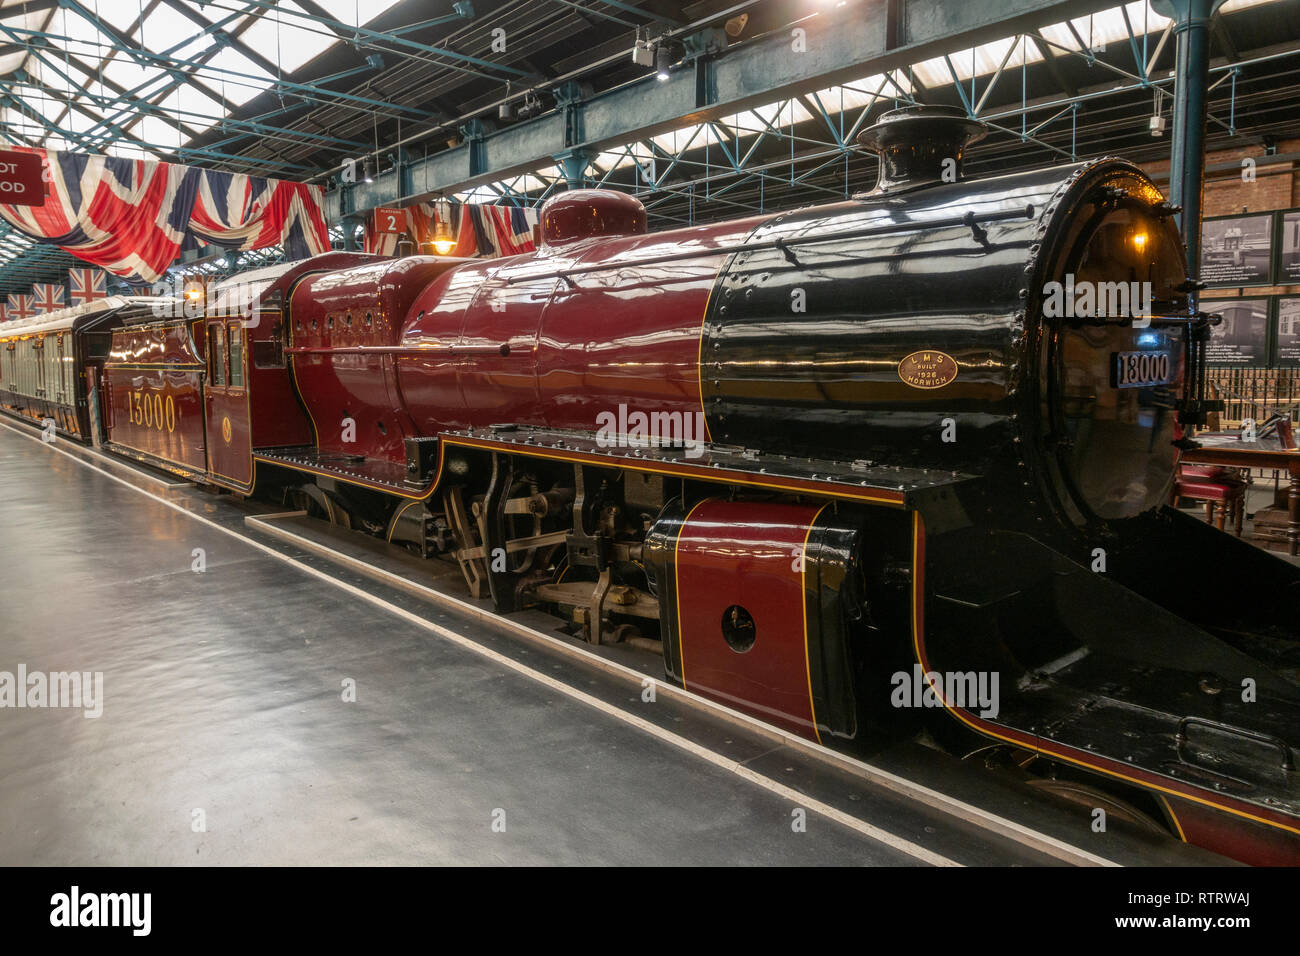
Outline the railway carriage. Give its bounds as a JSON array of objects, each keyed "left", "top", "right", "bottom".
[
  {"left": 7, "top": 107, "right": 1300, "bottom": 866},
  {"left": 0, "top": 297, "right": 156, "bottom": 440},
  {"left": 98, "top": 252, "right": 378, "bottom": 486}
]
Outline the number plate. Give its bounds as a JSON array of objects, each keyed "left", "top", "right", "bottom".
[{"left": 1113, "top": 351, "right": 1175, "bottom": 388}]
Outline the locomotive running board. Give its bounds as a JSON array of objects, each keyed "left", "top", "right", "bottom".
[
  {"left": 254, "top": 445, "right": 416, "bottom": 494},
  {"left": 438, "top": 425, "right": 981, "bottom": 512}
]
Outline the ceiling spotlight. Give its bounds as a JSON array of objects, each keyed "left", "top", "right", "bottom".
[
  {"left": 655, "top": 43, "right": 672, "bottom": 81},
  {"left": 499, "top": 83, "right": 515, "bottom": 121}
]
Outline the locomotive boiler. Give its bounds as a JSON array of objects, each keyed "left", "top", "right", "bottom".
[{"left": 8, "top": 106, "right": 1299, "bottom": 865}]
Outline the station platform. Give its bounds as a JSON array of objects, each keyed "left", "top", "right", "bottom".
[{"left": 0, "top": 419, "right": 1226, "bottom": 867}]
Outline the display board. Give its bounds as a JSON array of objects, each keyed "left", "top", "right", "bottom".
[
  {"left": 1277, "top": 208, "right": 1300, "bottom": 285},
  {"left": 1200, "top": 213, "right": 1276, "bottom": 288},
  {"left": 1276, "top": 296, "right": 1300, "bottom": 367},
  {"left": 1204, "top": 297, "right": 1271, "bottom": 366}
]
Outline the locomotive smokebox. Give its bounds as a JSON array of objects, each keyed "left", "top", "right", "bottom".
[{"left": 856, "top": 105, "right": 988, "bottom": 193}]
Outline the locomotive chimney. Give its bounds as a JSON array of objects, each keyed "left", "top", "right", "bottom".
[{"left": 856, "top": 105, "right": 988, "bottom": 194}]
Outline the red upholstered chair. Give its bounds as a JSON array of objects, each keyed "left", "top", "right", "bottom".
[{"left": 1171, "top": 468, "right": 1245, "bottom": 536}]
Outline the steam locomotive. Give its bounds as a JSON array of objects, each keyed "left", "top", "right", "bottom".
[{"left": 4, "top": 107, "right": 1299, "bottom": 865}]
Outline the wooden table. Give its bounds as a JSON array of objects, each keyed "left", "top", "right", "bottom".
[{"left": 1180, "top": 438, "right": 1300, "bottom": 555}]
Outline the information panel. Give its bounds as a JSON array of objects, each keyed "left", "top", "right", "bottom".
[
  {"left": 1201, "top": 213, "right": 1275, "bottom": 287},
  {"left": 1275, "top": 296, "right": 1300, "bottom": 368},
  {"left": 1277, "top": 209, "right": 1300, "bottom": 285},
  {"left": 1205, "top": 297, "right": 1271, "bottom": 366}
]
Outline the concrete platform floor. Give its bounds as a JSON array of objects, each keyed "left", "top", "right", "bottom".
[
  {"left": 1, "top": 420, "right": 1241, "bottom": 867},
  {"left": 0, "top": 422, "right": 1039, "bottom": 867}
]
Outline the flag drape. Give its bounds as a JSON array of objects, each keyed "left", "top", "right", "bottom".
[
  {"left": 0, "top": 147, "right": 330, "bottom": 285},
  {"left": 363, "top": 201, "right": 538, "bottom": 258}
]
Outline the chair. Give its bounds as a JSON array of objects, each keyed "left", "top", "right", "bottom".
[{"left": 1171, "top": 468, "right": 1245, "bottom": 536}]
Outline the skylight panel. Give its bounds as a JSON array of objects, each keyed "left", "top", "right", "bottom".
[
  {"left": 101, "top": 54, "right": 168, "bottom": 95},
  {"left": 141, "top": 4, "right": 210, "bottom": 60},
  {"left": 136, "top": 113, "right": 184, "bottom": 151},
  {"left": 312, "top": 0, "right": 404, "bottom": 26},
  {"left": 239, "top": 1, "right": 337, "bottom": 74},
  {"left": 202, "top": 45, "right": 275, "bottom": 106},
  {"left": 88, "top": 1, "right": 139, "bottom": 32},
  {"left": 53, "top": 5, "right": 112, "bottom": 60},
  {"left": 158, "top": 86, "right": 222, "bottom": 134}
]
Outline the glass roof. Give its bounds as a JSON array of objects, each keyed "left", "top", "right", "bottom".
[{"left": 0, "top": 0, "right": 402, "bottom": 161}]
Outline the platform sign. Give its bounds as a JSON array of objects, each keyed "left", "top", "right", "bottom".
[
  {"left": 0, "top": 149, "right": 44, "bottom": 206},
  {"left": 1200, "top": 213, "right": 1275, "bottom": 288},
  {"left": 1205, "top": 297, "right": 1271, "bottom": 366},
  {"left": 1275, "top": 297, "right": 1300, "bottom": 367},
  {"left": 373, "top": 207, "right": 405, "bottom": 234}
]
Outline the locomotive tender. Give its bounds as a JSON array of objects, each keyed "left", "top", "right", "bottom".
[{"left": 4, "top": 108, "right": 1299, "bottom": 865}]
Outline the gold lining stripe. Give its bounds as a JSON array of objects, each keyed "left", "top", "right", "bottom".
[
  {"left": 1158, "top": 794, "right": 1187, "bottom": 842},
  {"left": 801, "top": 504, "right": 829, "bottom": 746},
  {"left": 386, "top": 499, "right": 421, "bottom": 542},
  {"left": 674, "top": 498, "right": 713, "bottom": 686},
  {"left": 696, "top": 267, "right": 719, "bottom": 445}
]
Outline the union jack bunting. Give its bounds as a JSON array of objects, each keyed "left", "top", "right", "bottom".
[
  {"left": 0, "top": 303, "right": 7, "bottom": 322},
  {"left": 32, "top": 283, "right": 66, "bottom": 315},
  {"left": 6, "top": 294, "right": 36, "bottom": 320},
  {"left": 363, "top": 202, "right": 539, "bottom": 258},
  {"left": 68, "top": 267, "right": 108, "bottom": 304},
  {"left": 451, "top": 204, "right": 539, "bottom": 258},
  {"left": 0, "top": 147, "right": 330, "bottom": 284}
]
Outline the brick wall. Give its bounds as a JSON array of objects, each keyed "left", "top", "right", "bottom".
[
  {"left": 1139, "top": 139, "right": 1300, "bottom": 299},
  {"left": 1137, "top": 143, "right": 1300, "bottom": 422}
]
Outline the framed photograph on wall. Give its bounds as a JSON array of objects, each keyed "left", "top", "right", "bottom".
[
  {"left": 1200, "top": 212, "right": 1276, "bottom": 287},
  {"left": 1277, "top": 209, "right": 1300, "bottom": 285},
  {"left": 1204, "top": 296, "right": 1271, "bottom": 366},
  {"left": 1275, "top": 296, "right": 1300, "bottom": 367}
]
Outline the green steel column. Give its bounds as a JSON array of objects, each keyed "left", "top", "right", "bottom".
[{"left": 1154, "top": 0, "right": 1227, "bottom": 276}]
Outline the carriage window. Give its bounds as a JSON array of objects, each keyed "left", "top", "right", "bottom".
[
  {"left": 228, "top": 323, "right": 245, "bottom": 388},
  {"left": 209, "top": 324, "right": 227, "bottom": 385}
]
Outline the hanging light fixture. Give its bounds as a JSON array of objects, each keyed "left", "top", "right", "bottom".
[
  {"left": 432, "top": 198, "right": 455, "bottom": 255},
  {"left": 499, "top": 81, "right": 515, "bottom": 121},
  {"left": 631, "top": 26, "right": 654, "bottom": 66},
  {"left": 655, "top": 42, "right": 672, "bottom": 81},
  {"left": 362, "top": 157, "right": 375, "bottom": 183}
]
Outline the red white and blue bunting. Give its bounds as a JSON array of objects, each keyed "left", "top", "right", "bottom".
[
  {"left": 31, "top": 283, "right": 66, "bottom": 315},
  {"left": 68, "top": 267, "right": 109, "bottom": 304},
  {"left": 364, "top": 201, "right": 538, "bottom": 258},
  {"left": 0, "top": 147, "right": 330, "bottom": 285}
]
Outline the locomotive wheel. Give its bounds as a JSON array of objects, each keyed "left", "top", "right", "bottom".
[
  {"left": 1024, "top": 778, "right": 1171, "bottom": 837},
  {"left": 290, "top": 484, "right": 351, "bottom": 529}
]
